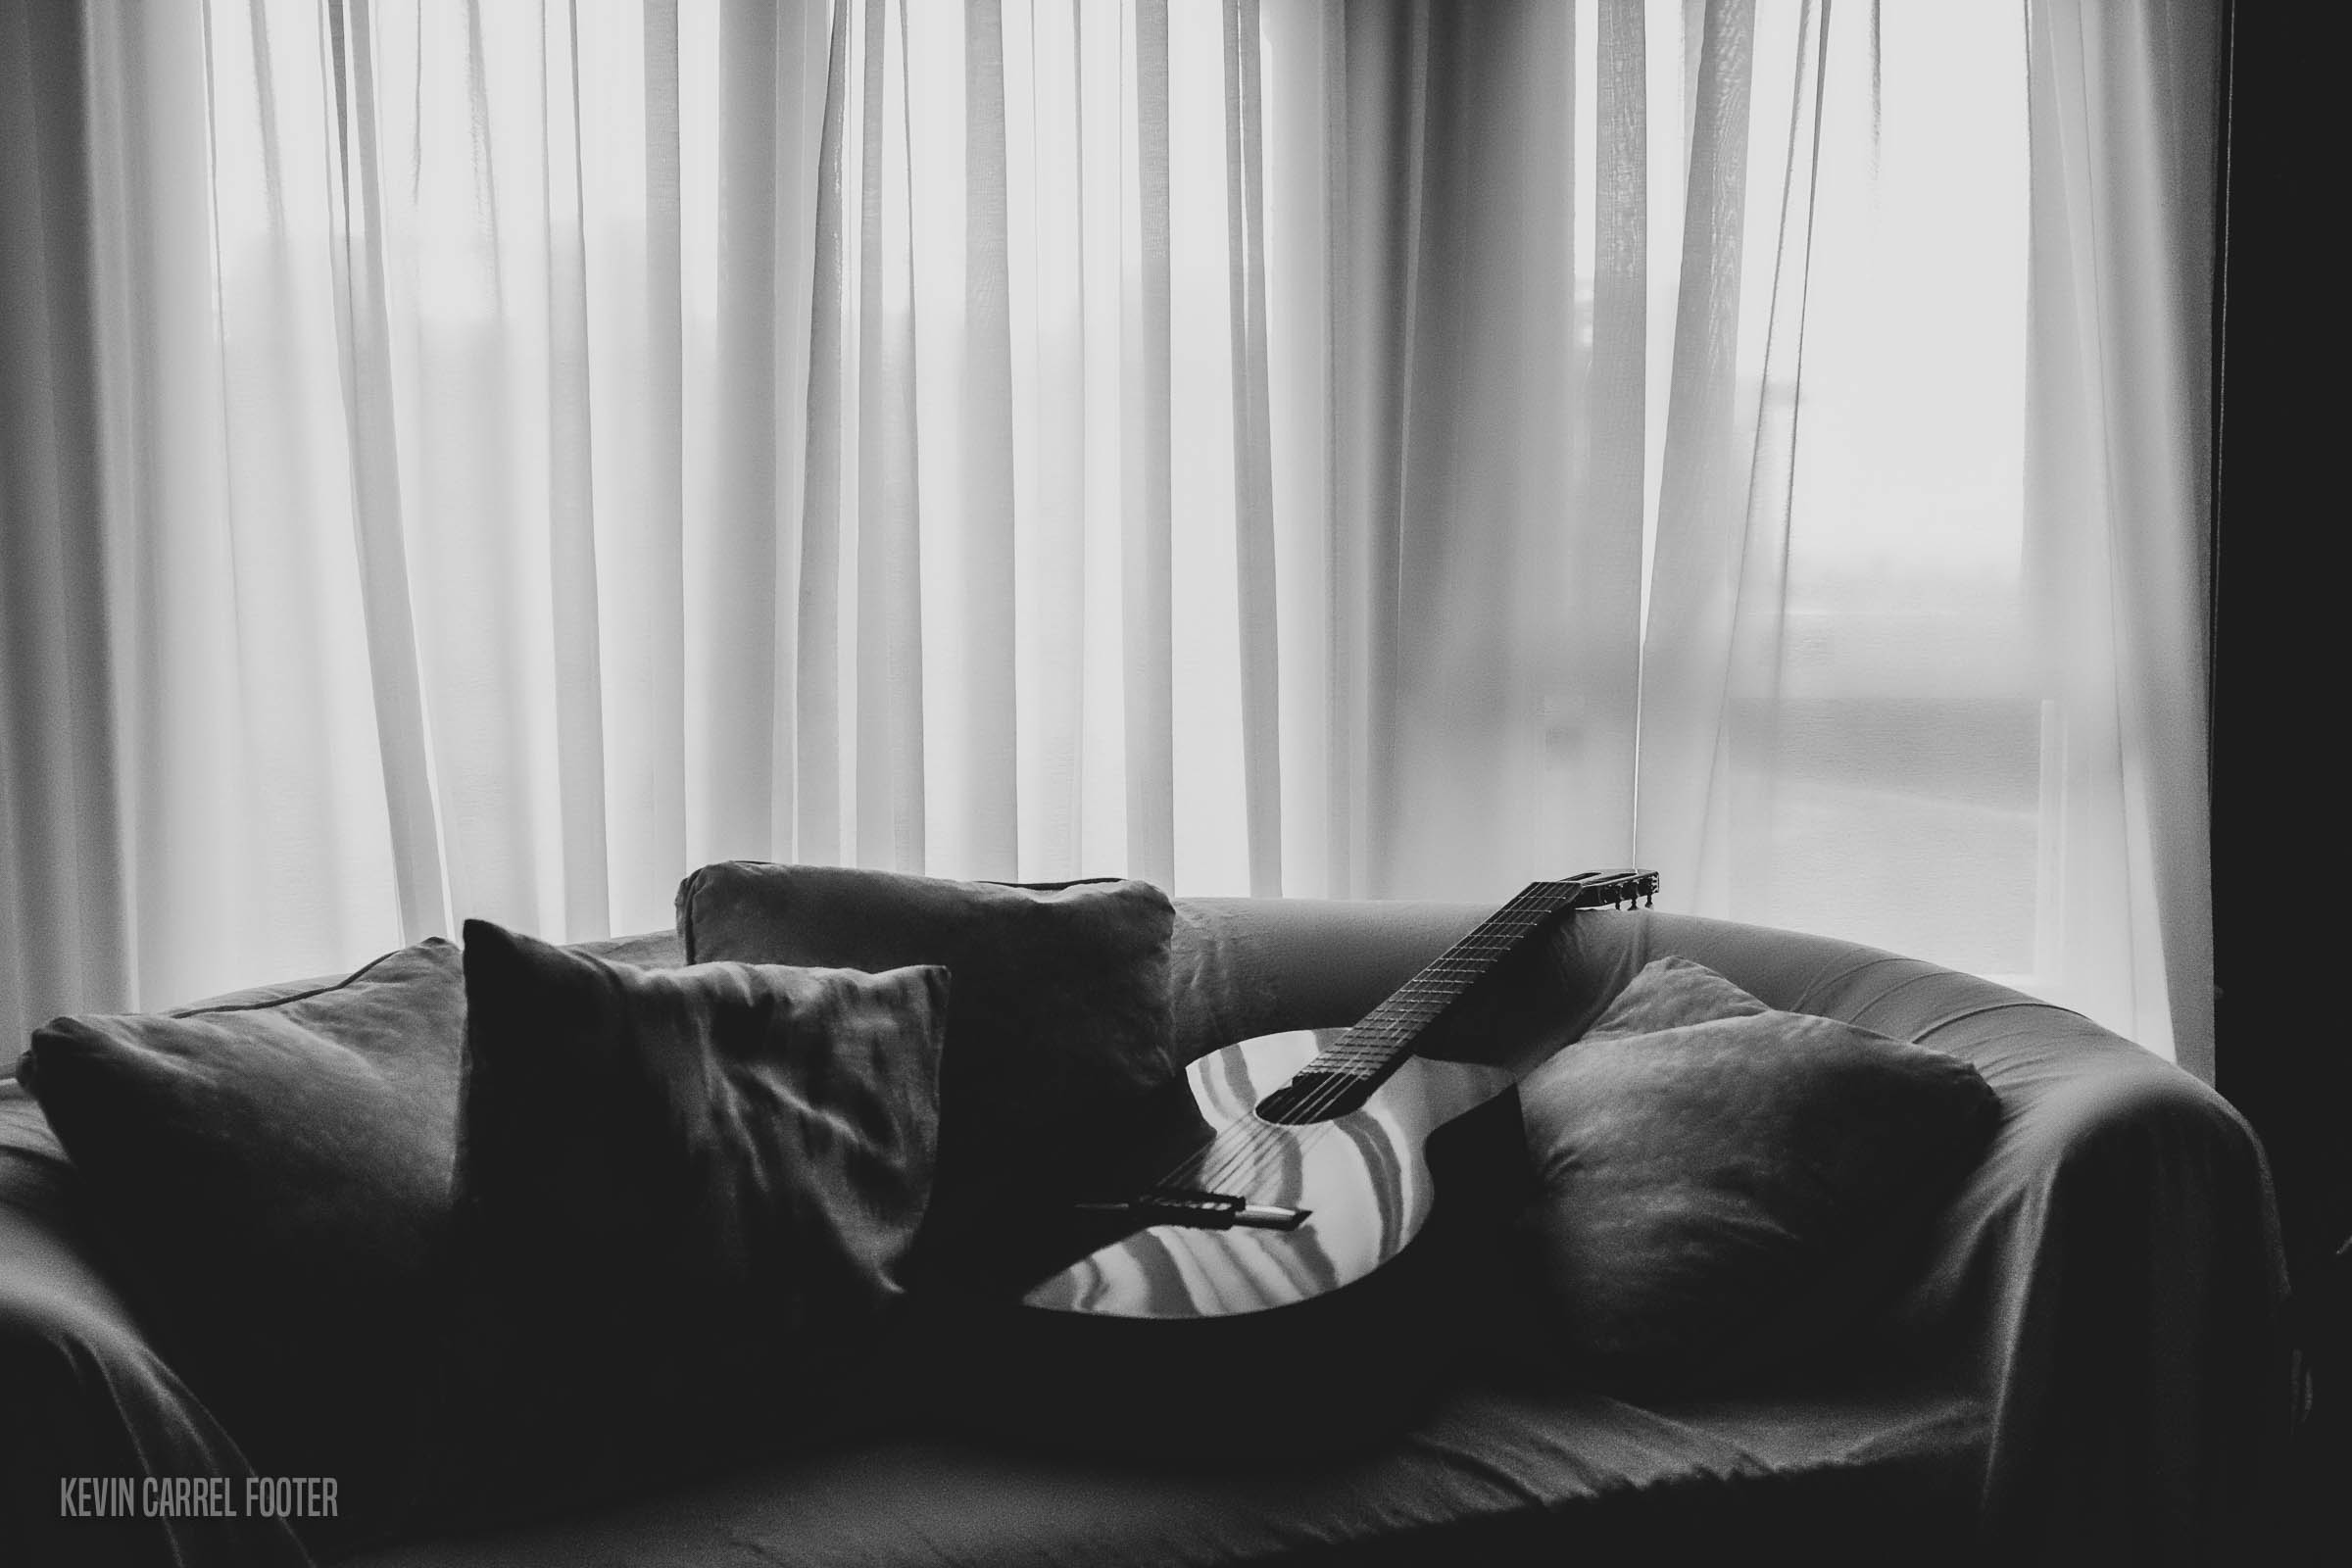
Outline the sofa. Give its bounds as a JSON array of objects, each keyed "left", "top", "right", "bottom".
[{"left": 2, "top": 885, "right": 2292, "bottom": 1567}]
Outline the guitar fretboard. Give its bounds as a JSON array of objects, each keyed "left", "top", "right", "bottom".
[
  {"left": 1248, "top": 869, "right": 1654, "bottom": 1127},
  {"left": 1309, "top": 881, "right": 1591, "bottom": 1080}
]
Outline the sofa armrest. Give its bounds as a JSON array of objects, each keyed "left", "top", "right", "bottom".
[
  {"left": 1887, "top": 1016, "right": 2293, "bottom": 1565},
  {"left": 2, "top": 1088, "right": 310, "bottom": 1568}
]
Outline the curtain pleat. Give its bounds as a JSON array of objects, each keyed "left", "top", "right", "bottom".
[
  {"left": 1382, "top": 1, "right": 1471, "bottom": 902},
  {"left": 1008, "top": 0, "right": 1090, "bottom": 880},
  {"left": 161, "top": 0, "right": 386, "bottom": 1002},
  {"left": 797, "top": 0, "right": 852, "bottom": 864},
  {"left": 1257, "top": 0, "right": 1331, "bottom": 902},
  {"left": 1714, "top": 0, "right": 1831, "bottom": 921},
  {"left": 1221, "top": 0, "right": 1281, "bottom": 898},
  {"left": 220, "top": 0, "right": 402, "bottom": 954},
  {"left": 1118, "top": 0, "right": 1176, "bottom": 889},
  {"left": 1636, "top": 0, "right": 1758, "bottom": 908},
  {"left": 0, "top": 0, "right": 133, "bottom": 1060},
  {"left": 2023, "top": 0, "right": 2218, "bottom": 1071},
  {"left": 1580, "top": 0, "right": 1647, "bottom": 853},
  {"left": 1074, "top": 0, "right": 1127, "bottom": 878},
  {"left": 538, "top": 0, "right": 612, "bottom": 939},
  {"left": 766, "top": 1, "right": 826, "bottom": 863},
  {"left": 134, "top": 0, "right": 255, "bottom": 1001},
  {"left": 626, "top": 0, "right": 689, "bottom": 911},
  {"left": 945, "top": 0, "right": 1021, "bottom": 880},
  {"left": 850, "top": 0, "right": 923, "bottom": 869},
  {"left": 1325, "top": 1, "right": 1637, "bottom": 903},
  {"left": 321, "top": 0, "right": 452, "bottom": 948},
  {"left": 405, "top": 1, "right": 548, "bottom": 937},
  {"left": 1322, "top": 3, "right": 1421, "bottom": 898},
  {"left": 693, "top": 0, "right": 782, "bottom": 870}
]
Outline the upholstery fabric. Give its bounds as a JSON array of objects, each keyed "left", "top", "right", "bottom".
[
  {"left": 11, "top": 941, "right": 467, "bottom": 1548},
  {"left": 1515, "top": 956, "right": 2002, "bottom": 1392},
  {"left": 436, "top": 921, "right": 947, "bottom": 1520}
]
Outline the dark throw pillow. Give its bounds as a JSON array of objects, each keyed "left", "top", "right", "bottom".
[
  {"left": 15, "top": 941, "right": 466, "bottom": 1547},
  {"left": 1517, "top": 956, "right": 2001, "bottom": 1394},
  {"left": 673, "top": 861, "right": 1179, "bottom": 1271},
  {"left": 439, "top": 919, "right": 947, "bottom": 1517}
]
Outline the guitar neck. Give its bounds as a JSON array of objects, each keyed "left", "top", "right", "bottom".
[{"left": 1308, "top": 871, "right": 1654, "bottom": 1081}]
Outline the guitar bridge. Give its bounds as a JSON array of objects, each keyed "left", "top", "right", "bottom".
[{"left": 1076, "top": 1186, "right": 1309, "bottom": 1231}]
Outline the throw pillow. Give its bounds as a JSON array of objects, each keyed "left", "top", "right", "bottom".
[
  {"left": 439, "top": 919, "right": 947, "bottom": 1514},
  {"left": 1517, "top": 956, "right": 2001, "bottom": 1393},
  {"left": 14, "top": 940, "right": 466, "bottom": 1547},
  {"left": 673, "top": 862, "right": 1179, "bottom": 1274}
]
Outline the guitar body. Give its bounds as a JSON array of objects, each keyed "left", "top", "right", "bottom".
[
  {"left": 1025, "top": 1030, "right": 1519, "bottom": 1320},
  {"left": 907, "top": 1031, "right": 1532, "bottom": 1458}
]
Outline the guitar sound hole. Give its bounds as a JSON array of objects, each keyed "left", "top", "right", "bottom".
[{"left": 1256, "top": 1071, "right": 1373, "bottom": 1126}]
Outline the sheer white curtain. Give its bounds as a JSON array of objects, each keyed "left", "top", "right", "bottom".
[
  {"left": 1632, "top": 0, "right": 2217, "bottom": 1072},
  {"left": 0, "top": 0, "right": 2219, "bottom": 1074}
]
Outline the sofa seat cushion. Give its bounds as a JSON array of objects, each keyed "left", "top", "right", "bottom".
[{"left": 337, "top": 1355, "right": 1985, "bottom": 1568}]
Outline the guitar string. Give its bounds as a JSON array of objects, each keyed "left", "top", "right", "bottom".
[
  {"left": 1197, "top": 873, "right": 1654, "bottom": 1200},
  {"left": 1173, "top": 871, "right": 1651, "bottom": 1203},
  {"left": 1075, "top": 874, "right": 1654, "bottom": 1266},
  {"left": 1141, "top": 875, "right": 1645, "bottom": 1206},
  {"left": 1178, "top": 892, "right": 1564, "bottom": 1196},
  {"left": 1180, "top": 888, "right": 1579, "bottom": 1196},
  {"left": 1175, "top": 882, "right": 1600, "bottom": 1200}
]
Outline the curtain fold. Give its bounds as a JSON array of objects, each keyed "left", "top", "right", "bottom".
[
  {"left": 1328, "top": 0, "right": 1644, "bottom": 904},
  {"left": 797, "top": 0, "right": 853, "bottom": 870},
  {"left": 1223, "top": 0, "right": 1282, "bottom": 899},
  {"left": 2023, "top": 0, "right": 2219, "bottom": 1074},
  {"left": 325, "top": 0, "right": 453, "bottom": 946},
  {"left": 1118, "top": 0, "right": 1176, "bottom": 890},
  {"left": 0, "top": 0, "right": 2222, "bottom": 1081},
  {"left": 1634, "top": 0, "right": 1759, "bottom": 913},
  {"left": 1, "top": 0, "right": 133, "bottom": 1060},
  {"left": 953, "top": 0, "right": 1020, "bottom": 879}
]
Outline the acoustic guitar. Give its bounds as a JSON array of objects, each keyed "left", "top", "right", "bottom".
[{"left": 916, "top": 869, "right": 1658, "bottom": 1457}]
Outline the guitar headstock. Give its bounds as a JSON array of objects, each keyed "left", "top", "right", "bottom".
[{"left": 1545, "top": 868, "right": 1659, "bottom": 911}]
